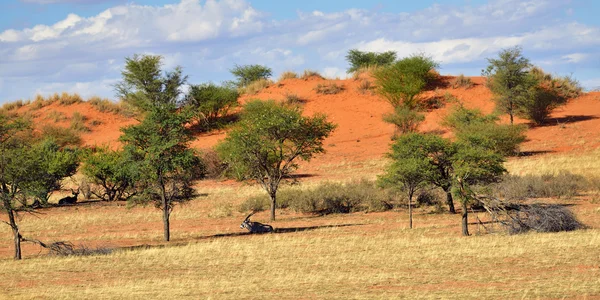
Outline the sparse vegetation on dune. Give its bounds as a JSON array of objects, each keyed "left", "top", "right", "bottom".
[
  {"left": 301, "top": 69, "right": 324, "bottom": 80},
  {"left": 278, "top": 71, "right": 298, "bottom": 81},
  {"left": 313, "top": 82, "right": 344, "bottom": 95}
]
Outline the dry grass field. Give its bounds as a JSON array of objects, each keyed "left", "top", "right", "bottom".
[{"left": 1, "top": 155, "right": 600, "bottom": 299}]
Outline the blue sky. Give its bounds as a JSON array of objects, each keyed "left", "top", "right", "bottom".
[{"left": 1, "top": 0, "right": 599, "bottom": 103}]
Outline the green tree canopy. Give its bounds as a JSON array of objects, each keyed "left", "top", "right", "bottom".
[
  {"left": 185, "top": 82, "right": 239, "bottom": 128},
  {"left": 230, "top": 64, "right": 272, "bottom": 88},
  {"left": 82, "top": 147, "right": 140, "bottom": 202},
  {"left": 373, "top": 54, "right": 439, "bottom": 109},
  {"left": 117, "top": 54, "right": 204, "bottom": 241},
  {"left": 217, "top": 100, "right": 336, "bottom": 221},
  {"left": 345, "top": 49, "right": 397, "bottom": 73},
  {"left": 115, "top": 54, "right": 187, "bottom": 112},
  {"left": 483, "top": 46, "right": 534, "bottom": 124}
]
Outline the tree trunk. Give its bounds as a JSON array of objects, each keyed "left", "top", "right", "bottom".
[
  {"left": 159, "top": 175, "right": 170, "bottom": 242},
  {"left": 162, "top": 198, "right": 170, "bottom": 242},
  {"left": 408, "top": 190, "right": 413, "bottom": 229},
  {"left": 7, "top": 208, "right": 21, "bottom": 260},
  {"left": 443, "top": 187, "right": 456, "bottom": 214},
  {"left": 461, "top": 201, "right": 469, "bottom": 236},
  {"left": 269, "top": 192, "right": 276, "bottom": 221}
]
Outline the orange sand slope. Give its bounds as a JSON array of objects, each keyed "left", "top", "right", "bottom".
[{"left": 18, "top": 76, "right": 600, "bottom": 172}]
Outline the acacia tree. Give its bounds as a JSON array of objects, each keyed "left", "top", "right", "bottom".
[
  {"left": 230, "top": 64, "right": 272, "bottom": 87},
  {"left": 217, "top": 100, "right": 335, "bottom": 221},
  {"left": 379, "top": 139, "right": 430, "bottom": 228},
  {"left": 451, "top": 144, "right": 505, "bottom": 236},
  {"left": 26, "top": 138, "right": 79, "bottom": 205},
  {"left": 345, "top": 49, "right": 397, "bottom": 73},
  {"left": 117, "top": 54, "right": 204, "bottom": 241},
  {"left": 484, "top": 46, "right": 534, "bottom": 124},
  {"left": 373, "top": 54, "right": 439, "bottom": 109},
  {"left": 0, "top": 115, "right": 79, "bottom": 259},
  {"left": 82, "top": 148, "right": 139, "bottom": 202}
]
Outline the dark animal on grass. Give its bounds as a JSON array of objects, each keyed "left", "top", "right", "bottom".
[
  {"left": 58, "top": 188, "right": 79, "bottom": 205},
  {"left": 240, "top": 212, "right": 273, "bottom": 233}
]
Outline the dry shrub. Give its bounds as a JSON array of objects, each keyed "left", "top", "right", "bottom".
[
  {"left": 47, "top": 242, "right": 113, "bottom": 257},
  {"left": 88, "top": 97, "right": 121, "bottom": 113},
  {"left": 70, "top": 112, "right": 90, "bottom": 132},
  {"left": 279, "top": 71, "right": 298, "bottom": 81},
  {"left": 41, "top": 125, "right": 82, "bottom": 147},
  {"left": 314, "top": 83, "right": 344, "bottom": 95},
  {"left": 59, "top": 93, "right": 83, "bottom": 105},
  {"left": 79, "top": 178, "right": 93, "bottom": 200},
  {"left": 494, "top": 172, "right": 587, "bottom": 200},
  {"left": 301, "top": 70, "right": 324, "bottom": 80},
  {"left": 451, "top": 74, "right": 474, "bottom": 89},
  {"left": 357, "top": 79, "right": 374, "bottom": 95},
  {"left": 46, "top": 111, "right": 66, "bottom": 123},
  {"left": 200, "top": 149, "right": 226, "bottom": 179},
  {"left": 239, "top": 180, "right": 397, "bottom": 215},
  {"left": 1, "top": 100, "right": 25, "bottom": 112},
  {"left": 284, "top": 93, "right": 304, "bottom": 105},
  {"left": 240, "top": 78, "right": 272, "bottom": 95},
  {"left": 505, "top": 204, "right": 583, "bottom": 234}
]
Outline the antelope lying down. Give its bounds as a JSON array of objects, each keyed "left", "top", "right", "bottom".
[{"left": 240, "top": 212, "right": 273, "bottom": 233}]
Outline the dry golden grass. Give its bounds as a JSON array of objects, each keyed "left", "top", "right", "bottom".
[
  {"left": 1, "top": 219, "right": 598, "bottom": 299},
  {"left": 506, "top": 148, "right": 600, "bottom": 176},
  {"left": 240, "top": 78, "right": 273, "bottom": 95},
  {"left": 0, "top": 151, "right": 599, "bottom": 298},
  {"left": 278, "top": 71, "right": 298, "bottom": 81}
]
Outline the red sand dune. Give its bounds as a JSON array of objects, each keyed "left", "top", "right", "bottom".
[{"left": 20, "top": 75, "right": 600, "bottom": 175}]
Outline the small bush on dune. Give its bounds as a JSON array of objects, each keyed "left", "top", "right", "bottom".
[
  {"left": 46, "top": 111, "right": 66, "bottom": 123},
  {"left": 301, "top": 69, "right": 324, "bottom": 80},
  {"left": 239, "top": 79, "right": 273, "bottom": 95},
  {"left": 185, "top": 82, "right": 239, "bottom": 128},
  {"left": 70, "top": 112, "right": 90, "bottom": 132},
  {"left": 284, "top": 93, "right": 304, "bottom": 105},
  {"left": 40, "top": 126, "right": 82, "bottom": 147},
  {"left": 451, "top": 74, "right": 474, "bottom": 89},
  {"left": 382, "top": 106, "right": 425, "bottom": 136},
  {"left": 279, "top": 71, "right": 298, "bottom": 81},
  {"left": 230, "top": 64, "right": 272, "bottom": 88},
  {"left": 58, "top": 93, "right": 83, "bottom": 105},
  {"left": 357, "top": 79, "right": 374, "bottom": 95},
  {"left": 1, "top": 100, "right": 25, "bottom": 112},
  {"left": 346, "top": 49, "right": 397, "bottom": 73},
  {"left": 314, "top": 83, "right": 344, "bottom": 95}
]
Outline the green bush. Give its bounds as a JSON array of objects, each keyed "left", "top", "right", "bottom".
[
  {"left": 230, "top": 64, "right": 272, "bottom": 87},
  {"left": 186, "top": 83, "right": 239, "bottom": 127},
  {"left": 40, "top": 125, "right": 82, "bottom": 147},
  {"left": 82, "top": 148, "right": 140, "bottom": 202},
  {"left": 383, "top": 106, "right": 425, "bottom": 136},
  {"left": 444, "top": 105, "right": 526, "bottom": 156},
  {"left": 373, "top": 54, "right": 439, "bottom": 108},
  {"left": 346, "top": 49, "right": 397, "bottom": 73}
]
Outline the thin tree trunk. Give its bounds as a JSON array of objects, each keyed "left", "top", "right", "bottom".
[
  {"left": 162, "top": 197, "right": 170, "bottom": 242},
  {"left": 7, "top": 208, "right": 21, "bottom": 260},
  {"left": 159, "top": 175, "right": 170, "bottom": 242},
  {"left": 408, "top": 190, "right": 413, "bottom": 229},
  {"left": 269, "top": 192, "right": 276, "bottom": 221},
  {"left": 444, "top": 187, "right": 456, "bottom": 214},
  {"left": 461, "top": 201, "right": 469, "bottom": 236}
]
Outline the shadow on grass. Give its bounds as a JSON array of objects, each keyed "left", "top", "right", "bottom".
[
  {"left": 195, "top": 223, "right": 365, "bottom": 240},
  {"left": 538, "top": 115, "right": 598, "bottom": 127}
]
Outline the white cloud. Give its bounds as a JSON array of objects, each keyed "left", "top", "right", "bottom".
[
  {"left": 582, "top": 78, "right": 600, "bottom": 91},
  {"left": 34, "top": 78, "right": 119, "bottom": 99},
  {"left": 562, "top": 53, "right": 588, "bottom": 63},
  {"left": 322, "top": 67, "right": 349, "bottom": 79}
]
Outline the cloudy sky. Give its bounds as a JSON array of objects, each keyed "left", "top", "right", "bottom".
[{"left": 1, "top": 0, "right": 599, "bottom": 103}]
